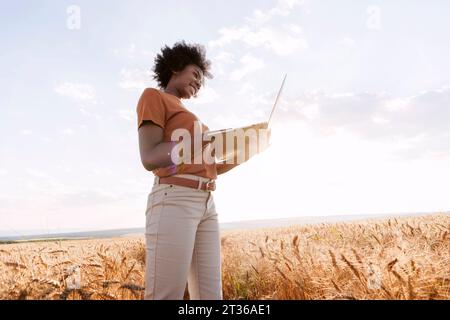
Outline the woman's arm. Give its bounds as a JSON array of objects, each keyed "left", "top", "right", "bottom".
[
  {"left": 216, "top": 162, "right": 240, "bottom": 175},
  {"left": 138, "top": 121, "right": 177, "bottom": 171}
]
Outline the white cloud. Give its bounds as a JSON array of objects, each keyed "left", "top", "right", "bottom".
[
  {"left": 229, "top": 54, "right": 265, "bottom": 81},
  {"left": 140, "top": 49, "right": 156, "bottom": 57},
  {"left": 249, "top": 91, "right": 273, "bottom": 109},
  {"left": 118, "top": 68, "right": 155, "bottom": 91},
  {"left": 209, "top": 113, "right": 259, "bottom": 129},
  {"left": 246, "top": 9, "right": 271, "bottom": 25},
  {"left": 210, "top": 25, "right": 308, "bottom": 56},
  {"left": 110, "top": 43, "right": 156, "bottom": 60},
  {"left": 276, "top": 85, "right": 450, "bottom": 158},
  {"left": 270, "top": 0, "right": 303, "bottom": 15},
  {"left": 205, "top": 1, "right": 307, "bottom": 90},
  {"left": 127, "top": 43, "right": 136, "bottom": 59},
  {"left": 117, "top": 109, "right": 135, "bottom": 122},
  {"left": 91, "top": 167, "right": 114, "bottom": 176},
  {"left": 55, "top": 164, "right": 73, "bottom": 173},
  {"left": 79, "top": 107, "right": 103, "bottom": 120},
  {"left": 283, "top": 23, "right": 303, "bottom": 35},
  {"left": 54, "top": 82, "right": 97, "bottom": 102},
  {"left": 383, "top": 97, "right": 410, "bottom": 112},
  {"left": 246, "top": 0, "right": 303, "bottom": 24},
  {"left": 371, "top": 115, "right": 390, "bottom": 125},
  {"left": 25, "top": 169, "right": 52, "bottom": 179},
  {"left": 209, "top": 1, "right": 307, "bottom": 57},
  {"left": 22, "top": 169, "right": 70, "bottom": 198},
  {"left": 237, "top": 82, "right": 256, "bottom": 96},
  {"left": 247, "top": 26, "right": 308, "bottom": 56},
  {"left": 209, "top": 26, "right": 251, "bottom": 48},
  {"left": 211, "top": 51, "right": 235, "bottom": 76},
  {"left": 19, "top": 129, "right": 32, "bottom": 135},
  {"left": 62, "top": 128, "right": 75, "bottom": 136},
  {"left": 338, "top": 37, "right": 357, "bottom": 48},
  {"left": 56, "top": 188, "right": 119, "bottom": 207},
  {"left": 190, "top": 86, "right": 220, "bottom": 105},
  {"left": 300, "top": 103, "right": 320, "bottom": 120}
]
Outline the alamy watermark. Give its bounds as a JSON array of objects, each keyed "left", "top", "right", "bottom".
[
  {"left": 366, "top": 5, "right": 382, "bottom": 31},
  {"left": 65, "top": 265, "right": 81, "bottom": 289},
  {"left": 66, "top": 5, "right": 81, "bottom": 30}
]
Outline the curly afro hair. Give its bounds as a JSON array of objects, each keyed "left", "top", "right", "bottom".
[{"left": 152, "top": 40, "right": 214, "bottom": 89}]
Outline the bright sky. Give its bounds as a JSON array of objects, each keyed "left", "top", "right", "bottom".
[{"left": 1, "top": 0, "right": 450, "bottom": 236}]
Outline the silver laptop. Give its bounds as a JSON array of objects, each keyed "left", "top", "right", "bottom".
[
  {"left": 204, "top": 74, "right": 287, "bottom": 162},
  {"left": 204, "top": 73, "right": 287, "bottom": 139}
]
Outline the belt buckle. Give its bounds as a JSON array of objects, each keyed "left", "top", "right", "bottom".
[{"left": 205, "top": 180, "right": 216, "bottom": 191}]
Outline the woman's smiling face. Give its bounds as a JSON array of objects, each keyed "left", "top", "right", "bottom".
[{"left": 166, "top": 64, "right": 204, "bottom": 99}]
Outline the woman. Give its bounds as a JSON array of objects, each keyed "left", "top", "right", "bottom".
[{"left": 136, "top": 41, "right": 270, "bottom": 300}]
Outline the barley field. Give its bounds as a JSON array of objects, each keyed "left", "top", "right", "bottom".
[{"left": 0, "top": 214, "right": 448, "bottom": 300}]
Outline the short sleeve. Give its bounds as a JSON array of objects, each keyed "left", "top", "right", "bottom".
[{"left": 136, "top": 88, "right": 166, "bottom": 130}]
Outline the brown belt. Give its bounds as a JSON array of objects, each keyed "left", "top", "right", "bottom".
[{"left": 158, "top": 176, "right": 216, "bottom": 191}]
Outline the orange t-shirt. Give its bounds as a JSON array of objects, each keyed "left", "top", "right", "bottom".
[{"left": 136, "top": 87, "right": 217, "bottom": 179}]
